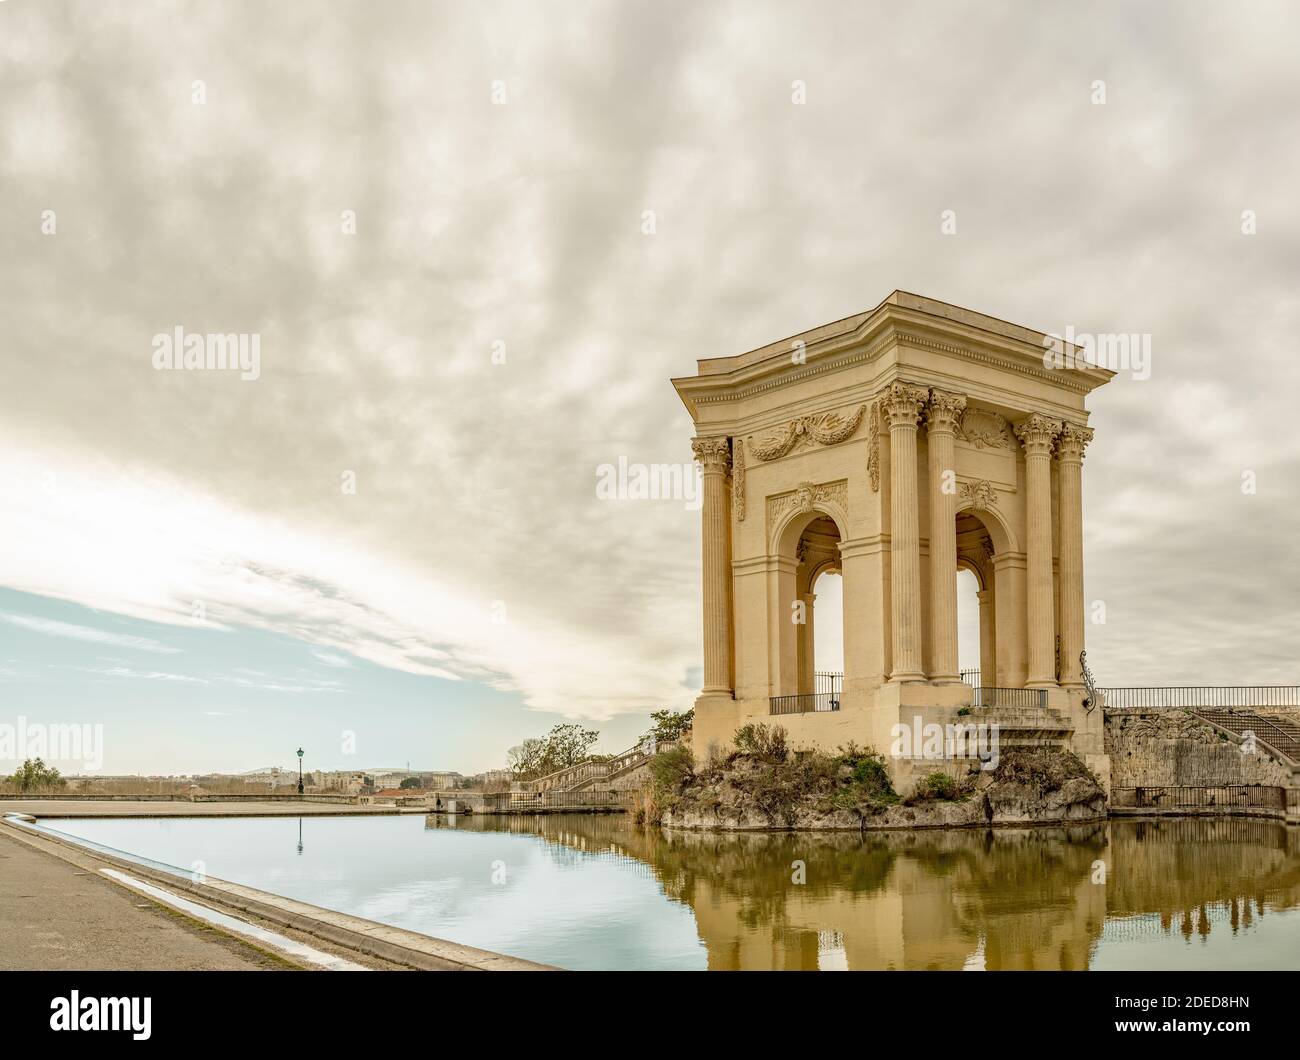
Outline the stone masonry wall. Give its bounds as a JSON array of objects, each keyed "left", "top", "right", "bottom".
[{"left": 1104, "top": 708, "right": 1295, "bottom": 788}]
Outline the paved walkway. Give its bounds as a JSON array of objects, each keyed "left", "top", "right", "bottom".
[
  {"left": 0, "top": 799, "right": 408, "bottom": 818},
  {"left": 0, "top": 829, "right": 287, "bottom": 970}
]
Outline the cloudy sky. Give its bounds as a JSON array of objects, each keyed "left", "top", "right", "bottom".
[{"left": 3, "top": 0, "right": 1299, "bottom": 775}]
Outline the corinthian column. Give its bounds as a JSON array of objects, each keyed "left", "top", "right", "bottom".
[
  {"left": 1056, "top": 422, "right": 1093, "bottom": 688},
  {"left": 926, "top": 388, "right": 966, "bottom": 681},
  {"left": 884, "top": 383, "right": 929, "bottom": 682},
  {"left": 1015, "top": 414, "right": 1062, "bottom": 689},
  {"left": 691, "top": 436, "right": 733, "bottom": 695}
]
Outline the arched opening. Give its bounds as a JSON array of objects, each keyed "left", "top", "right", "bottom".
[
  {"left": 955, "top": 509, "right": 998, "bottom": 689},
  {"left": 777, "top": 512, "right": 845, "bottom": 712},
  {"left": 811, "top": 568, "right": 843, "bottom": 681},
  {"left": 956, "top": 568, "right": 981, "bottom": 676}
]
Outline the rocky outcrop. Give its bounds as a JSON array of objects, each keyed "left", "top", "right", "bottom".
[{"left": 658, "top": 748, "right": 1106, "bottom": 832}]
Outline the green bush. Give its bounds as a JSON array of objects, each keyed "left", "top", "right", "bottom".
[
  {"left": 649, "top": 744, "right": 694, "bottom": 793},
  {"left": 732, "top": 723, "right": 788, "bottom": 763},
  {"left": 911, "top": 771, "right": 960, "bottom": 802}
]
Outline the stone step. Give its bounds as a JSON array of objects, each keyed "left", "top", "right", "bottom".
[{"left": 964, "top": 708, "right": 1072, "bottom": 729}]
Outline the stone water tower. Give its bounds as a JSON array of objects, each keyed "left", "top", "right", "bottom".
[{"left": 672, "top": 292, "right": 1113, "bottom": 789}]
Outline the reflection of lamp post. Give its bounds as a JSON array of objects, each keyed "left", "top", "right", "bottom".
[
  {"left": 297, "top": 817, "right": 303, "bottom": 855},
  {"left": 297, "top": 747, "right": 304, "bottom": 795}
]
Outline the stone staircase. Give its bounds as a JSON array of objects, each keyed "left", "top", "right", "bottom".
[
  {"left": 520, "top": 738, "right": 674, "bottom": 794},
  {"left": 1191, "top": 709, "right": 1300, "bottom": 767},
  {"left": 966, "top": 704, "right": 1074, "bottom": 751}
]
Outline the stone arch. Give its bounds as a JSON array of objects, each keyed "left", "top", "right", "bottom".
[
  {"left": 957, "top": 554, "right": 988, "bottom": 591},
  {"left": 771, "top": 500, "right": 848, "bottom": 699},
  {"left": 771, "top": 492, "right": 849, "bottom": 558},
  {"left": 954, "top": 498, "right": 1018, "bottom": 555}
]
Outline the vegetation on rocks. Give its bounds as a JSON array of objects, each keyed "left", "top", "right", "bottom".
[
  {"left": 640, "top": 727, "right": 1107, "bottom": 831},
  {"left": 906, "top": 771, "right": 966, "bottom": 804},
  {"left": 642, "top": 723, "right": 899, "bottom": 829}
]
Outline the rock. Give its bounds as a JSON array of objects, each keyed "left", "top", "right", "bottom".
[{"left": 659, "top": 746, "right": 1107, "bottom": 832}]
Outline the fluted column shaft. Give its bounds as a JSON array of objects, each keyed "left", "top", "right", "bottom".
[
  {"left": 926, "top": 389, "right": 966, "bottom": 680},
  {"left": 800, "top": 590, "right": 816, "bottom": 694},
  {"left": 692, "top": 436, "right": 733, "bottom": 695},
  {"left": 976, "top": 588, "right": 996, "bottom": 682},
  {"left": 1015, "top": 414, "right": 1062, "bottom": 689},
  {"left": 885, "top": 383, "right": 928, "bottom": 681},
  {"left": 1056, "top": 423, "right": 1093, "bottom": 688}
]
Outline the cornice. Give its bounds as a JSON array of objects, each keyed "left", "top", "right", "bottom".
[{"left": 679, "top": 317, "right": 1105, "bottom": 414}]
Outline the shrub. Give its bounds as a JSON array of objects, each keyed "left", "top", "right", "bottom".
[
  {"left": 9, "top": 758, "right": 65, "bottom": 792},
  {"left": 992, "top": 748, "right": 1097, "bottom": 794},
  {"left": 649, "top": 744, "right": 694, "bottom": 793},
  {"left": 732, "top": 723, "right": 788, "bottom": 762},
  {"left": 910, "top": 771, "right": 960, "bottom": 802}
]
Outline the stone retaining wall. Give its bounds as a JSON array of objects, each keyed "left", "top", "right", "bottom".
[{"left": 1104, "top": 708, "right": 1295, "bottom": 789}]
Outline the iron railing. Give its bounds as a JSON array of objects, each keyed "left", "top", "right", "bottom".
[
  {"left": 972, "top": 687, "right": 1047, "bottom": 709},
  {"left": 1112, "top": 785, "right": 1286, "bottom": 811},
  {"left": 959, "top": 668, "right": 981, "bottom": 685},
  {"left": 770, "top": 692, "right": 841, "bottom": 716},
  {"left": 814, "top": 671, "right": 843, "bottom": 696},
  {"left": 1192, "top": 710, "right": 1300, "bottom": 762},
  {"left": 1100, "top": 686, "right": 1300, "bottom": 709}
]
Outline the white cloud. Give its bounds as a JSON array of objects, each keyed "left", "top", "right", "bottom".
[
  {"left": 310, "top": 650, "right": 353, "bottom": 669},
  {"left": 0, "top": 613, "right": 182, "bottom": 655},
  {"left": 74, "top": 665, "right": 207, "bottom": 683}
]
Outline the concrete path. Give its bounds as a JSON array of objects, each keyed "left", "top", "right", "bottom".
[
  {"left": 0, "top": 829, "right": 290, "bottom": 970},
  {"left": 0, "top": 799, "right": 411, "bottom": 818}
]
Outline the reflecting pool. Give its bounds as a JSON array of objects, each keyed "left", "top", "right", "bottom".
[{"left": 41, "top": 813, "right": 1300, "bottom": 970}]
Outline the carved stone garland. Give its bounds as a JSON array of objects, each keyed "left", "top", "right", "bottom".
[
  {"left": 747, "top": 405, "right": 865, "bottom": 462},
  {"left": 732, "top": 440, "right": 746, "bottom": 522},
  {"left": 867, "top": 400, "right": 881, "bottom": 492}
]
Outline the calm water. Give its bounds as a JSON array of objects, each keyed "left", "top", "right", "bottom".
[{"left": 41, "top": 814, "right": 1300, "bottom": 970}]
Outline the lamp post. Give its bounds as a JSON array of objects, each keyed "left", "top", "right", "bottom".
[{"left": 297, "top": 747, "right": 304, "bottom": 795}]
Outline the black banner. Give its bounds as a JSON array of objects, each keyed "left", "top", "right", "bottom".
[{"left": 1, "top": 969, "right": 1290, "bottom": 1045}]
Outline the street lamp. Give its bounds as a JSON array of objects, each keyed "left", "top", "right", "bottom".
[{"left": 297, "top": 747, "right": 304, "bottom": 795}]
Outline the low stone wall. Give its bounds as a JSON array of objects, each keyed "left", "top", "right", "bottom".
[
  {"left": 1104, "top": 708, "right": 1295, "bottom": 789},
  {"left": 0, "top": 792, "right": 359, "bottom": 804}
]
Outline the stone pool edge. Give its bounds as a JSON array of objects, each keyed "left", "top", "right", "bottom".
[{"left": 0, "top": 816, "right": 554, "bottom": 972}]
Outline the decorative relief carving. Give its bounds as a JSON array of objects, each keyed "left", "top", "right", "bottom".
[
  {"left": 1056, "top": 422, "right": 1095, "bottom": 462},
  {"left": 881, "top": 382, "right": 928, "bottom": 428},
  {"left": 867, "top": 400, "right": 881, "bottom": 492},
  {"left": 766, "top": 480, "right": 849, "bottom": 539},
  {"left": 955, "top": 409, "right": 1015, "bottom": 449},
  {"left": 1014, "top": 414, "right": 1063, "bottom": 455},
  {"left": 747, "top": 405, "right": 865, "bottom": 462},
  {"left": 691, "top": 436, "right": 731, "bottom": 473},
  {"left": 960, "top": 479, "right": 997, "bottom": 510},
  {"left": 925, "top": 388, "right": 967, "bottom": 431},
  {"left": 731, "top": 440, "right": 746, "bottom": 521}
]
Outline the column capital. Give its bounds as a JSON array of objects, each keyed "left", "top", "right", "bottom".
[
  {"left": 1055, "top": 422, "right": 1095, "bottom": 463},
  {"left": 1014, "top": 413, "right": 1063, "bottom": 457},
  {"left": 691, "top": 435, "right": 732, "bottom": 473},
  {"left": 882, "top": 382, "right": 928, "bottom": 428},
  {"left": 925, "top": 388, "right": 967, "bottom": 433}
]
